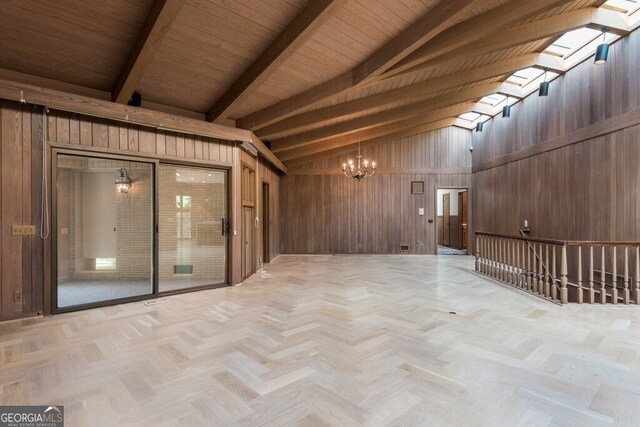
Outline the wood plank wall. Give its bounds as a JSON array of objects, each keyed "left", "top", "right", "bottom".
[
  {"left": 472, "top": 29, "right": 640, "bottom": 243},
  {"left": 0, "top": 99, "right": 281, "bottom": 321},
  {"left": 280, "top": 127, "right": 472, "bottom": 254}
]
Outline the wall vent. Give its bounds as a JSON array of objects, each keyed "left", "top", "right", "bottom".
[
  {"left": 174, "top": 265, "right": 193, "bottom": 274},
  {"left": 400, "top": 244, "right": 409, "bottom": 252}
]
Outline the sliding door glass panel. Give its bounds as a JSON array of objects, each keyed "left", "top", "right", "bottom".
[
  {"left": 56, "top": 154, "right": 154, "bottom": 308},
  {"left": 158, "top": 165, "right": 227, "bottom": 292}
]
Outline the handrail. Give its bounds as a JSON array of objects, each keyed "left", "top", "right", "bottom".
[
  {"left": 476, "top": 231, "right": 640, "bottom": 247},
  {"left": 475, "top": 231, "right": 640, "bottom": 305},
  {"left": 475, "top": 231, "right": 566, "bottom": 246}
]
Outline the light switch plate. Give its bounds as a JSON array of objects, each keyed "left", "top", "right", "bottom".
[
  {"left": 418, "top": 208, "right": 424, "bottom": 215},
  {"left": 12, "top": 225, "right": 36, "bottom": 236}
]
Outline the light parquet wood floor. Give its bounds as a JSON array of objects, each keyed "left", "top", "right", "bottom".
[{"left": 2, "top": 255, "right": 640, "bottom": 426}]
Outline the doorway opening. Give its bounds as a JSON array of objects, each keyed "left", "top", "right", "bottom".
[{"left": 436, "top": 188, "right": 468, "bottom": 255}]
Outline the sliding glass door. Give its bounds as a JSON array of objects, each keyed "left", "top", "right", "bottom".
[
  {"left": 158, "top": 165, "right": 227, "bottom": 292},
  {"left": 54, "top": 154, "right": 154, "bottom": 309}
]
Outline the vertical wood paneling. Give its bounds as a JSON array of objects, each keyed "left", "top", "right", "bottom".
[
  {"left": 473, "top": 30, "right": 640, "bottom": 244},
  {"left": 280, "top": 127, "right": 473, "bottom": 254},
  {"left": 1, "top": 101, "right": 24, "bottom": 317}
]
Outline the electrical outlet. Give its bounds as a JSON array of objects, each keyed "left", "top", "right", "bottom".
[
  {"left": 11, "top": 225, "right": 36, "bottom": 236},
  {"left": 14, "top": 291, "right": 22, "bottom": 302}
]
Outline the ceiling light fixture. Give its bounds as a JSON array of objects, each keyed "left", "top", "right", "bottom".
[
  {"left": 594, "top": 27, "right": 610, "bottom": 65},
  {"left": 502, "top": 97, "right": 511, "bottom": 118},
  {"left": 475, "top": 121, "right": 484, "bottom": 132},
  {"left": 343, "top": 134, "right": 376, "bottom": 181},
  {"left": 539, "top": 71, "right": 550, "bottom": 96}
]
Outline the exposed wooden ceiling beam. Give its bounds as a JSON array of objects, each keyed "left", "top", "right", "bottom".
[
  {"left": 351, "top": 0, "right": 477, "bottom": 84},
  {"left": 278, "top": 107, "right": 475, "bottom": 162},
  {"left": 205, "top": 0, "right": 348, "bottom": 123},
  {"left": 260, "top": 82, "right": 523, "bottom": 140},
  {"left": 382, "top": 0, "right": 572, "bottom": 82},
  {"left": 272, "top": 102, "right": 479, "bottom": 153},
  {"left": 236, "top": 0, "right": 475, "bottom": 131},
  {"left": 283, "top": 118, "right": 469, "bottom": 166},
  {"left": 112, "top": 0, "right": 186, "bottom": 104},
  {"left": 264, "top": 53, "right": 561, "bottom": 144},
  {"left": 384, "top": 7, "right": 630, "bottom": 80},
  {"left": 0, "top": 77, "right": 287, "bottom": 173}
]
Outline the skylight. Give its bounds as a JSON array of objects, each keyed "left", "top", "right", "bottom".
[
  {"left": 603, "top": 0, "right": 640, "bottom": 15},
  {"left": 452, "top": 1, "right": 639, "bottom": 130},
  {"left": 545, "top": 28, "right": 602, "bottom": 58}
]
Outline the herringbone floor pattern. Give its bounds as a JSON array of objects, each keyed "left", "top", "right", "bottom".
[{"left": 1, "top": 255, "right": 640, "bottom": 426}]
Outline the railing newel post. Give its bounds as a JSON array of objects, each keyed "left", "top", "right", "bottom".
[
  {"left": 560, "top": 244, "right": 568, "bottom": 304},
  {"left": 544, "top": 244, "right": 550, "bottom": 298},
  {"left": 589, "top": 246, "right": 595, "bottom": 304},
  {"left": 601, "top": 246, "right": 607, "bottom": 304},
  {"left": 635, "top": 247, "right": 640, "bottom": 305},
  {"left": 623, "top": 246, "right": 630, "bottom": 304},
  {"left": 552, "top": 245, "right": 557, "bottom": 301},
  {"left": 577, "top": 246, "right": 583, "bottom": 304},
  {"left": 612, "top": 246, "right": 618, "bottom": 304}
]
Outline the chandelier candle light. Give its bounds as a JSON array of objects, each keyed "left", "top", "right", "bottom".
[{"left": 342, "top": 139, "right": 376, "bottom": 181}]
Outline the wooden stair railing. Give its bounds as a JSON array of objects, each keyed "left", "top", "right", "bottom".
[{"left": 475, "top": 232, "right": 640, "bottom": 305}]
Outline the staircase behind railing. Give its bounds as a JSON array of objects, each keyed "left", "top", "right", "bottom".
[{"left": 475, "top": 232, "right": 640, "bottom": 305}]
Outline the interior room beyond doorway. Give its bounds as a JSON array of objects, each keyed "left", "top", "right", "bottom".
[{"left": 437, "top": 188, "right": 468, "bottom": 255}]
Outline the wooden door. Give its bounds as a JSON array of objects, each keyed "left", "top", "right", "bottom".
[
  {"left": 262, "top": 182, "right": 270, "bottom": 264},
  {"left": 459, "top": 191, "right": 468, "bottom": 251},
  {"left": 443, "top": 193, "right": 450, "bottom": 246},
  {"left": 242, "top": 206, "right": 253, "bottom": 279}
]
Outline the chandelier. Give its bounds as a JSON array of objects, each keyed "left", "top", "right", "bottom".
[{"left": 342, "top": 141, "right": 376, "bottom": 181}]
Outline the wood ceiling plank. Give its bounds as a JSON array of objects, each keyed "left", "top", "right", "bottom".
[
  {"left": 384, "top": 0, "right": 573, "bottom": 79},
  {"left": 282, "top": 118, "right": 469, "bottom": 165},
  {"left": 261, "top": 53, "right": 560, "bottom": 142},
  {"left": 236, "top": 0, "right": 476, "bottom": 131},
  {"left": 112, "top": 0, "right": 186, "bottom": 104},
  {"left": 205, "top": 0, "right": 348, "bottom": 123},
  {"left": 386, "top": 7, "right": 630, "bottom": 79},
  {"left": 260, "top": 82, "right": 523, "bottom": 139},
  {"left": 272, "top": 102, "right": 479, "bottom": 152}
]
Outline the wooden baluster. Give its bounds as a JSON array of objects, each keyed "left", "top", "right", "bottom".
[
  {"left": 491, "top": 237, "right": 496, "bottom": 278},
  {"left": 501, "top": 238, "right": 505, "bottom": 282},
  {"left": 517, "top": 240, "right": 522, "bottom": 288},
  {"left": 589, "top": 246, "right": 595, "bottom": 304},
  {"left": 600, "top": 246, "right": 607, "bottom": 304},
  {"left": 481, "top": 235, "right": 486, "bottom": 274},
  {"left": 552, "top": 245, "right": 557, "bottom": 301},
  {"left": 623, "top": 247, "right": 629, "bottom": 305},
  {"left": 577, "top": 246, "right": 583, "bottom": 304},
  {"left": 520, "top": 242, "right": 527, "bottom": 289},
  {"left": 511, "top": 240, "right": 515, "bottom": 285},
  {"left": 527, "top": 241, "right": 532, "bottom": 291},
  {"left": 475, "top": 235, "right": 480, "bottom": 272},
  {"left": 544, "top": 244, "right": 550, "bottom": 297},
  {"left": 538, "top": 243, "right": 544, "bottom": 295},
  {"left": 529, "top": 242, "right": 538, "bottom": 292},
  {"left": 635, "top": 247, "right": 640, "bottom": 305},
  {"left": 560, "top": 245, "right": 568, "bottom": 304},
  {"left": 611, "top": 246, "right": 618, "bottom": 304},
  {"left": 508, "top": 239, "right": 513, "bottom": 284}
]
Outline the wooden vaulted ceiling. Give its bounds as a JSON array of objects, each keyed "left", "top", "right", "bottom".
[{"left": 0, "top": 0, "right": 633, "bottom": 167}]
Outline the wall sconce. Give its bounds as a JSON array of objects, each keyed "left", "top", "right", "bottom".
[
  {"left": 115, "top": 168, "right": 131, "bottom": 193},
  {"left": 475, "top": 121, "right": 484, "bottom": 132}
]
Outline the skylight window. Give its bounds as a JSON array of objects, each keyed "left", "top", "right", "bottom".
[
  {"left": 545, "top": 28, "right": 602, "bottom": 58},
  {"left": 459, "top": 112, "right": 480, "bottom": 122},
  {"left": 603, "top": 0, "right": 640, "bottom": 15},
  {"left": 479, "top": 93, "right": 506, "bottom": 107}
]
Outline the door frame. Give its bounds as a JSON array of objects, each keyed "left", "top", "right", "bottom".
[
  {"left": 262, "top": 181, "right": 270, "bottom": 265},
  {"left": 156, "top": 161, "right": 231, "bottom": 296},
  {"left": 51, "top": 149, "right": 232, "bottom": 313},
  {"left": 434, "top": 186, "right": 471, "bottom": 256},
  {"left": 51, "top": 149, "right": 158, "bottom": 314}
]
